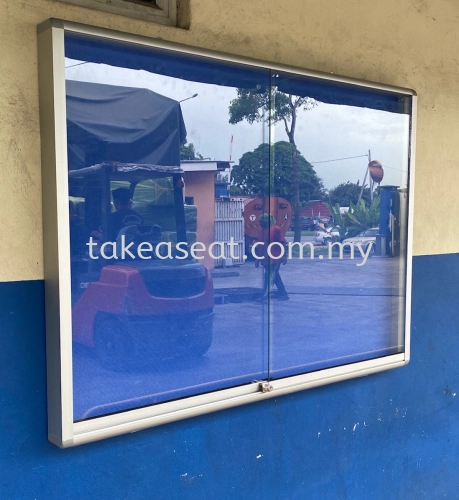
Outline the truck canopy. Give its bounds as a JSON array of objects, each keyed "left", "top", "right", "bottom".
[{"left": 66, "top": 80, "right": 187, "bottom": 170}]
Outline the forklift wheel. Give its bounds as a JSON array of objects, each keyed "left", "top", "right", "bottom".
[
  {"left": 94, "top": 315, "right": 134, "bottom": 371},
  {"left": 188, "top": 335, "right": 212, "bottom": 358},
  {"left": 181, "top": 321, "right": 213, "bottom": 358}
]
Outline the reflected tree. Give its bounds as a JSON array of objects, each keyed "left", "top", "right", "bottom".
[
  {"left": 231, "top": 141, "right": 323, "bottom": 206},
  {"left": 229, "top": 87, "right": 317, "bottom": 242},
  {"left": 328, "top": 181, "right": 373, "bottom": 208},
  {"left": 180, "top": 142, "right": 203, "bottom": 161}
]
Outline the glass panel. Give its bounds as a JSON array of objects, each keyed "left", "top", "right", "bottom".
[
  {"left": 268, "top": 71, "right": 411, "bottom": 379},
  {"left": 63, "top": 30, "right": 411, "bottom": 423},
  {"left": 66, "top": 33, "right": 270, "bottom": 421}
]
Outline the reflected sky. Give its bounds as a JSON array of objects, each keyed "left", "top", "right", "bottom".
[{"left": 66, "top": 59, "right": 410, "bottom": 190}]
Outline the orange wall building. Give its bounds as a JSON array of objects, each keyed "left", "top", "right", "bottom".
[{"left": 182, "top": 161, "right": 219, "bottom": 269}]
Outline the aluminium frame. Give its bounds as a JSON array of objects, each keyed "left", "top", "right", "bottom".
[{"left": 37, "top": 18, "right": 416, "bottom": 448}]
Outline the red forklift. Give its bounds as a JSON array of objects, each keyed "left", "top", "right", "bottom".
[{"left": 67, "top": 81, "right": 214, "bottom": 369}]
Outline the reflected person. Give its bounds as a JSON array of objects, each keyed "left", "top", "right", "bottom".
[
  {"left": 108, "top": 187, "right": 144, "bottom": 241},
  {"left": 255, "top": 213, "right": 289, "bottom": 301},
  {"left": 91, "top": 186, "right": 144, "bottom": 243}
]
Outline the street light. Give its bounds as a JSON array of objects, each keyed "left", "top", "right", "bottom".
[{"left": 179, "top": 93, "right": 198, "bottom": 103}]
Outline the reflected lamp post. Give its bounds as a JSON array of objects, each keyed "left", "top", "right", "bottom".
[{"left": 179, "top": 93, "right": 198, "bottom": 103}]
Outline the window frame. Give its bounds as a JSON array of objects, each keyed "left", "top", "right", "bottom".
[
  {"left": 37, "top": 18, "right": 416, "bottom": 448},
  {"left": 53, "top": 0, "right": 181, "bottom": 27}
]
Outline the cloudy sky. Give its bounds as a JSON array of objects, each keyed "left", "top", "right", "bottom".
[{"left": 66, "top": 59, "right": 410, "bottom": 191}]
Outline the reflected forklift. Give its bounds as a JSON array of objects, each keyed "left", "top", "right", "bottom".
[
  {"left": 65, "top": 80, "right": 214, "bottom": 370},
  {"left": 69, "top": 162, "right": 214, "bottom": 370}
]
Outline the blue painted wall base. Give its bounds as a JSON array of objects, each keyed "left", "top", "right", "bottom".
[{"left": 1, "top": 255, "right": 459, "bottom": 498}]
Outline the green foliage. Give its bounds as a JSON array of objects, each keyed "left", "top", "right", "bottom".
[
  {"left": 328, "top": 181, "right": 372, "bottom": 207},
  {"left": 228, "top": 87, "right": 269, "bottom": 125},
  {"left": 229, "top": 184, "right": 244, "bottom": 196},
  {"left": 228, "top": 87, "right": 316, "bottom": 139},
  {"left": 326, "top": 198, "right": 380, "bottom": 240},
  {"left": 231, "top": 141, "right": 323, "bottom": 204},
  {"left": 180, "top": 142, "right": 203, "bottom": 161},
  {"left": 228, "top": 86, "right": 318, "bottom": 242},
  {"left": 326, "top": 203, "right": 348, "bottom": 240},
  {"left": 347, "top": 198, "right": 380, "bottom": 231}
]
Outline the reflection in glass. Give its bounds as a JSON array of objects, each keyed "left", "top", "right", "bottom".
[
  {"left": 64, "top": 32, "right": 412, "bottom": 421},
  {"left": 66, "top": 34, "right": 269, "bottom": 421},
  {"left": 268, "top": 72, "right": 410, "bottom": 378}
]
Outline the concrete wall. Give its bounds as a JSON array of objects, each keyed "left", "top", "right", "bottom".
[
  {"left": 2, "top": 0, "right": 459, "bottom": 497},
  {"left": 1, "top": 0, "right": 459, "bottom": 283}
]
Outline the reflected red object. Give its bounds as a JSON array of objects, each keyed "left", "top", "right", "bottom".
[
  {"left": 72, "top": 265, "right": 214, "bottom": 347},
  {"left": 368, "top": 160, "right": 384, "bottom": 184},
  {"left": 244, "top": 196, "right": 292, "bottom": 239}
]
